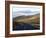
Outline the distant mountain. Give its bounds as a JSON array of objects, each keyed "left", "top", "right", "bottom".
[
  {"left": 13, "top": 13, "right": 40, "bottom": 24},
  {"left": 13, "top": 13, "right": 39, "bottom": 19}
]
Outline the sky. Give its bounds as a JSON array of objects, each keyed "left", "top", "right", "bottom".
[{"left": 12, "top": 7, "right": 40, "bottom": 18}]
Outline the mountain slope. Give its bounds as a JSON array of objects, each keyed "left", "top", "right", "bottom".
[{"left": 13, "top": 13, "right": 40, "bottom": 24}]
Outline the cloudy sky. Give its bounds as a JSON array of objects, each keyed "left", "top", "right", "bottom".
[{"left": 12, "top": 7, "right": 40, "bottom": 18}]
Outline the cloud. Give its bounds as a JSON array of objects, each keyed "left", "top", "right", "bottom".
[
  {"left": 13, "top": 7, "right": 40, "bottom": 13},
  {"left": 12, "top": 7, "right": 40, "bottom": 18}
]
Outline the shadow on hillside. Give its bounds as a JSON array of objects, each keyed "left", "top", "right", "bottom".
[{"left": 13, "top": 22, "right": 40, "bottom": 31}]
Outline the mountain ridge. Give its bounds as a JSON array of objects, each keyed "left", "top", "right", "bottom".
[{"left": 13, "top": 13, "right": 40, "bottom": 24}]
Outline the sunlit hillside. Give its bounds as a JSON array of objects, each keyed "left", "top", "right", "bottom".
[
  {"left": 13, "top": 13, "right": 40, "bottom": 30},
  {"left": 13, "top": 13, "right": 40, "bottom": 24}
]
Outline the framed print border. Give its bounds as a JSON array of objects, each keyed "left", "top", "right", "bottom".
[{"left": 5, "top": 1, "right": 45, "bottom": 37}]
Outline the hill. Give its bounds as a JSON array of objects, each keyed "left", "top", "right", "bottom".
[{"left": 13, "top": 13, "right": 40, "bottom": 24}]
